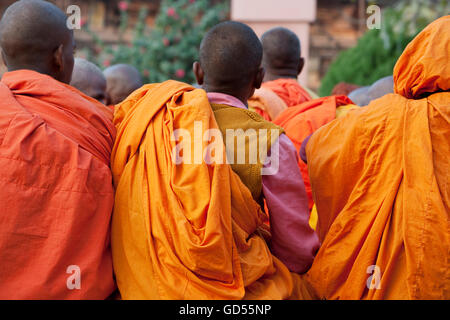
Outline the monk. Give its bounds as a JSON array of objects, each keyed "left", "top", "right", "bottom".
[
  {"left": 274, "top": 96, "right": 357, "bottom": 212},
  {"left": 194, "top": 21, "right": 319, "bottom": 275},
  {"left": 111, "top": 21, "right": 318, "bottom": 300},
  {"left": 248, "top": 27, "right": 314, "bottom": 121},
  {"left": 103, "top": 63, "right": 143, "bottom": 106},
  {"left": 70, "top": 58, "right": 107, "bottom": 104},
  {"left": 348, "top": 76, "right": 394, "bottom": 106},
  {"left": 303, "top": 16, "right": 449, "bottom": 299},
  {"left": 0, "top": 0, "right": 116, "bottom": 299}
]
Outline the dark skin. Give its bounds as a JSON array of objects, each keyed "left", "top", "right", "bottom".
[
  {"left": 0, "top": 0, "right": 75, "bottom": 84},
  {"left": 71, "top": 58, "right": 107, "bottom": 104},
  {"left": 193, "top": 62, "right": 265, "bottom": 106},
  {"left": 103, "top": 64, "right": 143, "bottom": 105},
  {"left": 263, "top": 58, "right": 304, "bottom": 82},
  {"left": 260, "top": 27, "right": 304, "bottom": 83}
]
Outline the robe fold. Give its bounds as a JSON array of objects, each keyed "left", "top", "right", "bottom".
[
  {"left": 304, "top": 15, "right": 450, "bottom": 299},
  {"left": 248, "top": 78, "right": 312, "bottom": 121},
  {"left": 110, "top": 80, "right": 311, "bottom": 300},
  {"left": 262, "top": 78, "right": 312, "bottom": 107},
  {"left": 0, "top": 70, "right": 116, "bottom": 299},
  {"left": 273, "top": 95, "right": 356, "bottom": 210}
]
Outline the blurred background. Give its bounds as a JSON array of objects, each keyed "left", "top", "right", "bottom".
[{"left": 0, "top": 0, "right": 448, "bottom": 96}]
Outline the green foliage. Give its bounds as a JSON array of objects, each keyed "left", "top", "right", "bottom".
[
  {"left": 319, "top": 0, "right": 449, "bottom": 97},
  {"left": 84, "top": 0, "right": 229, "bottom": 84}
]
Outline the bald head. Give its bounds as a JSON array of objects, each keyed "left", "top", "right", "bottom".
[
  {"left": 261, "top": 27, "right": 303, "bottom": 80},
  {"left": 70, "top": 58, "right": 107, "bottom": 103},
  {"left": 348, "top": 76, "right": 394, "bottom": 107},
  {"left": 368, "top": 76, "right": 394, "bottom": 102},
  {"left": 103, "top": 64, "right": 143, "bottom": 105},
  {"left": 0, "top": 0, "right": 75, "bottom": 84},
  {"left": 194, "top": 21, "right": 264, "bottom": 103}
]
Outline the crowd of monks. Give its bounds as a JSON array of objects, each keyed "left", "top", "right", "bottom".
[{"left": 0, "top": 0, "right": 448, "bottom": 300}]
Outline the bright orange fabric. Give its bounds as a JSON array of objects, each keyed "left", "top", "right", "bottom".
[
  {"left": 110, "top": 80, "right": 314, "bottom": 300},
  {"left": 304, "top": 16, "right": 450, "bottom": 299},
  {"left": 0, "top": 70, "right": 116, "bottom": 299},
  {"left": 248, "top": 87, "right": 288, "bottom": 121},
  {"left": 262, "top": 78, "right": 312, "bottom": 107},
  {"left": 273, "top": 95, "right": 355, "bottom": 211}
]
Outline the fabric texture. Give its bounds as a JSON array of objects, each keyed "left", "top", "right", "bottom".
[
  {"left": 208, "top": 93, "right": 320, "bottom": 275},
  {"left": 273, "top": 95, "right": 356, "bottom": 211},
  {"left": 0, "top": 70, "right": 116, "bottom": 299},
  {"left": 304, "top": 15, "right": 450, "bottom": 299},
  {"left": 262, "top": 78, "right": 312, "bottom": 107},
  {"left": 111, "top": 80, "right": 312, "bottom": 300},
  {"left": 210, "top": 102, "right": 283, "bottom": 205}
]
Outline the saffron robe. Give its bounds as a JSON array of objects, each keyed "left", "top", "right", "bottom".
[{"left": 304, "top": 16, "right": 450, "bottom": 299}]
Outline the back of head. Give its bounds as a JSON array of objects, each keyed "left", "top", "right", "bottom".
[
  {"left": 348, "top": 86, "right": 371, "bottom": 107},
  {"left": 103, "top": 64, "right": 143, "bottom": 105},
  {"left": 368, "top": 76, "right": 394, "bottom": 102},
  {"left": 394, "top": 15, "right": 450, "bottom": 99},
  {"left": 71, "top": 58, "right": 107, "bottom": 103},
  {"left": 0, "top": 0, "right": 75, "bottom": 84},
  {"left": 261, "top": 27, "right": 302, "bottom": 78},
  {"left": 197, "top": 21, "right": 263, "bottom": 96}
]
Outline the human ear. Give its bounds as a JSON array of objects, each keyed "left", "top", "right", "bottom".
[
  {"left": 297, "top": 57, "right": 305, "bottom": 76},
  {"left": 53, "top": 44, "right": 64, "bottom": 74},
  {"left": 193, "top": 61, "right": 204, "bottom": 86},
  {"left": 254, "top": 67, "right": 265, "bottom": 89}
]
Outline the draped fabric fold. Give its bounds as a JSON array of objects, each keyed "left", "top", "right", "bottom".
[
  {"left": 304, "top": 16, "right": 450, "bottom": 299},
  {"left": 111, "top": 80, "right": 309, "bottom": 300},
  {"left": 273, "top": 95, "right": 356, "bottom": 211},
  {"left": 0, "top": 70, "right": 116, "bottom": 299}
]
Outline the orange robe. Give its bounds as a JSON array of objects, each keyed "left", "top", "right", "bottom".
[
  {"left": 304, "top": 16, "right": 450, "bottom": 299},
  {"left": 0, "top": 70, "right": 116, "bottom": 299},
  {"left": 111, "top": 80, "right": 313, "bottom": 300},
  {"left": 273, "top": 95, "right": 356, "bottom": 211},
  {"left": 249, "top": 78, "right": 312, "bottom": 121}
]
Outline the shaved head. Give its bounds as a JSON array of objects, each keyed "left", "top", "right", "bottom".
[
  {"left": 194, "top": 21, "right": 264, "bottom": 103},
  {"left": 71, "top": 58, "right": 107, "bottom": 103},
  {"left": 103, "top": 64, "right": 143, "bottom": 105},
  {"left": 0, "top": 0, "right": 75, "bottom": 83},
  {"left": 348, "top": 86, "right": 371, "bottom": 107},
  {"left": 348, "top": 76, "right": 394, "bottom": 107},
  {"left": 261, "top": 27, "right": 303, "bottom": 80},
  {"left": 368, "top": 76, "right": 394, "bottom": 102}
]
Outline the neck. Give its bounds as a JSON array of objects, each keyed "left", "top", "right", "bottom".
[
  {"left": 203, "top": 84, "right": 250, "bottom": 107},
  {"left": 7, "top": 64, "right": 57, "bottom": 80},
  {"left": 263, "top": 69, "right": 298, "bottom": 82}
]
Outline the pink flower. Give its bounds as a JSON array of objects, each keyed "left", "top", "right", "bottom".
[
  {"left": 175, "top": 69, "right": 185, "bottom": 78},
  {"left": 167, "top": 7, "right": 176, "bottom": 17},
  {"left": 103, "top": 60, "right": 111, "bottom": 67},
  {"left": 118, "top": 1, "right": 129, "bottom": 12},
  {"left": 163, "top": 37, "right": 170, "bottom": 46},
  {"left": 143, "top": 70, "right": 150, "bottom": 77},
  {"left": 80, "top": 17, "right": 87, "bottom": 27},
  {"left": 189, "top": 0, "right": 195, "bottom": 4}
]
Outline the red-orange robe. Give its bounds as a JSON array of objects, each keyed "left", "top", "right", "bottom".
[
  {"left": 249, "top": 78, "right": 312, "bottom": 121},
  {"left": 273, "top": 95, "right": 355, "bottom": 210},
  {"left": 0, "top": 70, "right": 116, "bottom": 299}
]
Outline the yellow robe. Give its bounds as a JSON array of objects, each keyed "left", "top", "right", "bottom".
[
  {"left": 304, "top": 16, "right": 450, "bottom": 299},
  {"left": 110, "top": 80, "right": 313, "bottom": 299}
]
